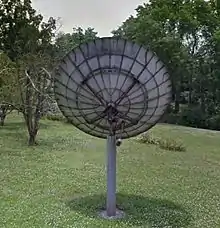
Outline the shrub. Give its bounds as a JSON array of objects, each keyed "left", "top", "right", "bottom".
[
  {"left": 43, "top": 114, "right": 66, "bottom": 122},
  {"left": 136, "top": 132, "right": 186, "bottom": 152},
  {"left": 159, "top": 138, "right": 186, "bottom": 152},
  {"left": 178, "top": 106, "right": 207, "bottom": 128},
  {"left": 159, "top": 103, "right": 220, "bottom": 131},
  {"left": 136, "top": 133, "right": 160, "bottom": 145},
  {"left": 205, "top": 115, "right": 220, "bottom": 130},
  {"left": 164, "top": 106, "right": 209, "bottom": 129},
  {"left": 163, "top": 112, "right": 180, "bottom": 124}
]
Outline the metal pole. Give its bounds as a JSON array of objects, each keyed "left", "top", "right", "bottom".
[{"left": 106, "top": 135, "right": 117, "bottom": 217}]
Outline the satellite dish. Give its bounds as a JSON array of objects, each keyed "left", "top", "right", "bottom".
[{"left": 54, "top": 37, "right": 172, "bottom": 218}]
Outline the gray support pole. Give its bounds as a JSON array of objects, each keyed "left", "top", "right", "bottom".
[{"left": 106, "top": 135, "right": 117, "bottom": 217}]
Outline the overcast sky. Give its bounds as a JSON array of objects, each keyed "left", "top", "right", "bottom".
[{"left": 32, "top": 0, "right": 147, "bottom": 37}]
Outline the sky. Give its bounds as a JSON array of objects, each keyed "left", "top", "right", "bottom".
[{"left": 32, "top": 0, "right": 147, "bottom": 37}]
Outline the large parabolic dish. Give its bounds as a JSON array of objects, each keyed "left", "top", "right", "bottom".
[
  {"left": 54, "top": 37, "right": 172, "bottom": 140},
  {"left": 54, "top": 37, "right": 172, "bottom": 218}
]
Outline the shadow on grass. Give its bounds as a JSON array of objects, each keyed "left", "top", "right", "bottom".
[
  {"left": 66, "top": 193, "right": 192, "bottom": 228},
  {"left": 0, "top": 121, "right": 48, "bottom": 130}
]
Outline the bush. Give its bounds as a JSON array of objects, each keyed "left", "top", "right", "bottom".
[
  {"left": 43, "top": 114, "right": 66, "bottom": 122},
  {"left": 205, "top": 115, "right": 220, "bottom": 130},
  {"left": 163, "top": 113, "right": 181, "bottom": 124},
  {"left": 159, "top": 103, "right": 220, "bottom": 131},
  {"left": 136, "top": 132, "right": 186, "bottom": 152},
  {"left": 159, "top": 138, "right": 186, "bottom": 152},
  {"left": 178, "top": 106, "right": 207, "bottom": 128},
  {"left": 136, "top": 133, "right": 160, "bottom": 145},
  {"left": 164, "top": 106, "right": 209, "bottom": 129}
]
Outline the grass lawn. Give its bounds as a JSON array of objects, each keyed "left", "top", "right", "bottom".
[{"left": 0, "top": 114, "right": 220, "bottom": 228}]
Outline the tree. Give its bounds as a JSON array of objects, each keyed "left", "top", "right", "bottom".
[
  {"left": 17, "top": 53, "right": 53, "bottom": 145},
  {"left": 112, "top": 0, "right": 220, "bottom": 129},
  {"left": 54, "top": 27, "right": 98, "bottom": 58},
  {"left": 112, "top": 2, "right": 190, "bottom": 112},
  {"left": 0, "top": 0, "right": 56, "bottom": 145}
]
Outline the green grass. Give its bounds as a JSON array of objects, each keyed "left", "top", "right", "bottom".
[{"left": 0, "top": 114, "right": 220, "bottom": 228}]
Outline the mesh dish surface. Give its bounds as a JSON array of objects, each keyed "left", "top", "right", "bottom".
[{"left": 54, "top": 37, "right": 172, "bottom": 139}]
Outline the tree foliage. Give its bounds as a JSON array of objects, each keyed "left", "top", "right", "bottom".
[
  {"left": 54, "top": 27, "right": 98, "bottom": 59},
  {"left": 0, "top": 52, "right": 17, "bottom": 102},
  {"left": 0, "top": 0, "right": 56, "bottom": 145},
  {"left": 0, "top": 52, "right": 18, "bottom": 125},
  {"left": 112, "top": 0, "right": 220, "bottom": 130},
  {"left": 0, "top": 0, "right": 56, "bottom": 60}
]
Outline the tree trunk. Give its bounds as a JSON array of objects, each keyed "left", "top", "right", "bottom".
[
  {"left": 188, "top": 74, "right": 192, "bottom": 104},
  {"left": 174, "top": 90, "right": 180, "bottom": 113},
  {"left": 0, "top": 115, "right": 5, "bottom": 126},
  {"left": 0, "top": 105, "right": 7, "bottom": 126},
  {"left": 28, "top": 133, "right": 37, "bottom": 146},
  {"left": 0, "top": 119, "right": 4, "bottom": 126}
]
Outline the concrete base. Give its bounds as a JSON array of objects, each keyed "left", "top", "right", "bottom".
[{"left": 98, "top": 209, "right": 125, "bottom": 220}]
